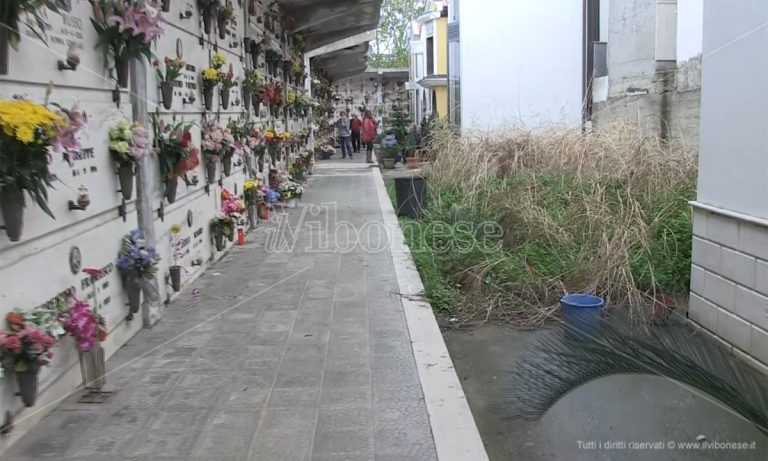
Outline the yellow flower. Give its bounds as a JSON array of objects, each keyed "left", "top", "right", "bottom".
[
  {"left": 244, "top": 179, "right": 260, "bottom": 191},
  {"left": 170, "top": 223, "right": 182, "bottom": 234},
  {"left": 202, "top": 67, "right": 219, "bottom": 81},
  {"left": 0, "top": 99, "right": 62, "bottom": 144},
  {"left": 211, "top": 52, "right": 226, "bottom": 69}
]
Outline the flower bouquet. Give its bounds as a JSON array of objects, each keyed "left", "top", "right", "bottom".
[
  {"left": 0, "top": 312, "right": 55, "bottom": 406},
  {"left": 110, "top": 120, "right": 149, "bottom": 200},
  {"left": 0, "top": 99, "right": 70, "bottom": 241},
  {"left": 154, "top": 56, "right": 185, "bottom": 109},
  {"left": 264, "top": 128, "right": 283, "bottom": 164},
  {"left": 202, "top": 120, "right": 226, "bottom": 182},
  {"left": 153, "top": 115, "right": 198, "bottom": 202},
  {"left": 63, "top": 299, "right": 106, "bottom": 353},
  {"left": 90, "top": 0, "right": 166, "bottom": 88},
  {"left": 217, "top": 1, "right": 234, "bottom": 39},
  {"left": 201, "top": 67, "right": 219, "bottom": 111},
  {"left": 259, "top": 81, "right": 283, "bottom": 117},
  {"left": 210, "top": 213, "right": 234, "bottom": 251},
  {"left": 242, "top": 69, "right": 263, "bottom": 114},
  {"left": 218, "top": 68, "right": 236, "bottom": 110},
  {"left": 117, "top": 229, "right": 160, "bottom": 317},
  {"left": 280, "top": 180, "right": 304, "bottom": 207}
]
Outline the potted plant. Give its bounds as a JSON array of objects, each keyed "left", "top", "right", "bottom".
[
  {"left": 382, "top": 146, "right": 398, "bottom": 169},
  {"left": 109, "top": 120, "right": 150, "bottom": 200},
  {"left": 242, "top": 69, "right": 263, "bottom": 115},
  {"left": 243, "top": 179, "right": 261, "bottom": 228},
  {"left": 0, "top": 312, "right": 55, "bottom": 407},
  {"left": 198, "top": 0, "right": 220, "bottom": 35},
  {"left": 218, "top": 68, "right": 236, "bottom": 110},
  {"left": 202, "top": 120, "right": 225, "bottom": 183},
  {"left": 201, "top": 67, "right": 219, "bottom": 111},
  {"left": 280, "top": 181, "right": 303, "bottom": 208},
  {"left": 154, "top": 56, "right": 185, "bottom": 110},
  {"left": 0, "top": 99, "right": 72, "bottom": 241},
  {"left": 169, "top": 223, "right": 183, "bottom": 292},
  {"left": 153, "top": 115, "right": 198, "bottom": 203},
  {"left": 63, "top": 298, "right": 107, "bottom": 354},
  {"left": 210, "top": 214, "right": 234, "bottom": 251},
  {"left": 117, "top": 229, "right": 160, "bottom": 319},
  {"left": 90, "top": 0, "right": 165, "bottom": 88},
  {"left": 217, "top": 1, "right": 234, "bottom": 40}
]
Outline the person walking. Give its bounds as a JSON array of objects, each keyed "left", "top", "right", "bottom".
[
  {"left": 350, "top": 113, "right": 362, "bottom": 153},
  {"left": 337, "top": 111, "right": 352, "bottom": 159},
  {"left": 361, "top": 111, "right": 378, "bottom": 164}
]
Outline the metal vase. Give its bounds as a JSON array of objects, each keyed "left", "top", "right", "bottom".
[
  {"left": 222, "top": 155, "right": 232, "bottom": 176},
  {"left": 203, "top": 9, "right": 213, "bottom": 34},
  {"left": 220, "top": 89, "right": 230, "bottom": 109},
  {"left": 161, "top": 0, "right": 171, "bottom": 12},
  {"left": 249, "top": 0, "right": 258, "bottom": 15},
  {"left": 165, "top": 176, "right": 178, "bottom": 203},
  {"left": 79, "top": 345, "right": 106, "bottom": 391},
  {"left": 243, "top": 92, "right": 251, "bottom": 112},
  {"left": 115, "top": 57, "right": 130, "bottom": 88},
  {"left": 169, "top": 265, "right": 182, "bottom": 292},
  {"left": 203, "top": 87, "right": 214, "bottom": 111},
  {"left": 125, "top": 276, "right": 141, "bottom": 314},
  {"left": 117, "top": 163, "right": 134, "bottom": 200},
  {"left": 160, "top": 81, "right": 174, "bottom": 110},
  {"left": 16, "top": 368, "right": 39, "bottom": 407},
  {"left": 0, "top": 28, "right": 9, "bottom": 75},
  {"left": 1, "top": 188, "right": 25, "bottom": 242},
  {"left": 254, "top": 98, "right": 261, "bottom": 117},
  {"left": 247, "top": 205, "right": 257, "bottom": 229},
  {"left": 206, "top": 159, "right": 217, "bottom": 184},
  {"left": 214, "top": 232, "right": 225, "bottom": 251},
  {"left": 218, "top": 15, "right": 227, "bottom": 40}
]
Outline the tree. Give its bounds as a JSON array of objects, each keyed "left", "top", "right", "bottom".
[{"left": 369, "top": 0, "right": 424, "bottom": 68}]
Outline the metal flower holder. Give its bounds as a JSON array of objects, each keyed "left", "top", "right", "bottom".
[{"left": 78, "top": 271, "right": 113, "bottom": 403}]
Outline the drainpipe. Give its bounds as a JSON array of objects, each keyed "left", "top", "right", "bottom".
[{"left": 130, "top": 59, "right": 162, "bottom": 327}]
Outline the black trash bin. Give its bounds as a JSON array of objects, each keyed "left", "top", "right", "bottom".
[{"left": 394, "top": 176, "right": 427, "bottom": 219}]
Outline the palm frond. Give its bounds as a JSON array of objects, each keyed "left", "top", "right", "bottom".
[{"left": 505, "top": 321, "right": 768, "bottom": 435}]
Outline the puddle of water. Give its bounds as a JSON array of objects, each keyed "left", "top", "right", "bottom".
[{"left": 443, "top": 323, "right": 768, "bottom": 461}]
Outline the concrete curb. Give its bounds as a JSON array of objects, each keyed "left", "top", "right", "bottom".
[{"left": 372, "top": 169, "right": 490, "bottom": 461}]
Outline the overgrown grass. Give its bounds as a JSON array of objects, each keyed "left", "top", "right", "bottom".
[{"left": 396, "top": 123, "right": 697, "bottom": 326}]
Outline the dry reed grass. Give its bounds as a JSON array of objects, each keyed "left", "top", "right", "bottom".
[{"left": 420, "top": 122, "right": 698, "bottom": 326}]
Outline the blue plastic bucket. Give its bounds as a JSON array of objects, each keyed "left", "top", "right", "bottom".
[{"left": 560, "top": 294, "right": 605, "bottom": 335}]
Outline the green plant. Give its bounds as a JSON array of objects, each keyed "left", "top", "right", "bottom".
[
  {"left": 154, "top": 56, "right": 185, "bottom": 82},
  {"left": 2, "top": 0, "right": 56, "bottom": 51},
  {"left": 90, "top": 0, "right": 164, "bottom": 64}
]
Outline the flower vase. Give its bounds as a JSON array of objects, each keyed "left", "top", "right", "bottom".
[
  {"left": 161, "top": 0, "right": 171, "bottom": 12},
  {"left": 203, "top": 9, "right": 213, "bottom": 34},
  {"left": 223, "top": 155, "right": 233, "bottom": 176},
  {"left": 16, "top": 368, "right": 39, "bottom": 407},
  {"left": 160, "top": 82, "right": 174, "bottom": 110},
  {"left": 254, "top": 98, "right": 261, "bottom": 117},
  {"left": 1, "top": 188, "right": 25, "bottom": 242},
  {"left": 247, "top": 205, "right": 257, "bottom": 228},
  {"left": 115, "top": 57, "right": 130, "bottom": 88},
  {"left": 264, "top": 14, "right": 272, "bottom": 31},
  {"left": 203, "top": 87, "right": 214, "bottom": 111},
  {"left": 227, "top": 229, "right": 234, "bottom": 242},
  {"left": 165, "top": 176, "right": 178, "bottom": 203},
  {"left": 243, "top": 92, "right": 251, "bottom": 112},
  {"left": 0, "top": 28, "right": 9, "bottom": 75},
  {"left": 220, "top": 88, "right": 230, "bottom": 109},
  {"left": 169, "top": 265, "right": 182, "bottom": 292},
  {"left": 117, "top": 163, "right": 134, "bottom": 200},
  {"left": 258, "top": 202, "right": 269, "bottom": 220},
  {"left": 249, "top": 43, "right": 260, "bottom": 68},
  {"left": 79, "top": 345, "right": 107, "bottom": 392},
  {"left": 249, "top": 0, "right": 258, "bottom": 15},
  {"left": 214, "top": 232, "right": 225, "bottom": 251},
  {"left": 206, "top": 159, "right": 217, "bottom": 184},
  {"left": 217, "top": 15, "right": 227, "bottom": 40},
  {"left": 124, "top": 276, "right": 141, "bottom": 315}
]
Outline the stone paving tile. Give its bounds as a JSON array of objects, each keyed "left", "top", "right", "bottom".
[{"left": 4, "top": 161, "right": 438, "bottom": 461}]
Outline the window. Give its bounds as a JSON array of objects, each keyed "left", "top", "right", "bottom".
[{"left": 426, "top": 37, "right": 435, "bottom": 75}]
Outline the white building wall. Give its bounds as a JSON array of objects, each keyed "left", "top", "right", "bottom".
[
  {"left": 677, "top": 0, "right": 703, "bottom": 62},
  {"left": 459, "top": 0, "right": 583, "bottom": 132},
  {"left": 0, "top": 0, "right": 304, "bottom": 450},
  {"left": 690, "top": 0, "right": 768, "bottom": 372}
]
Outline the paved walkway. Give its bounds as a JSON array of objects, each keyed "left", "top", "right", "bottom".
[{"left": 6, "top": 158, "right": 438, "bottom": 460}]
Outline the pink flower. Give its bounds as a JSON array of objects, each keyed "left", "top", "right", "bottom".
[
  {"left": 0, "top": 334, "right": 22, "bottom": 354},
  {"left": 107, "top": 7, "right": 139, "bottom": 35}
]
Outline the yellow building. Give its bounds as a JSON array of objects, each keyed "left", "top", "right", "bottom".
[{"left": 408, "top": 1, "right": 449, "bottom": 122}]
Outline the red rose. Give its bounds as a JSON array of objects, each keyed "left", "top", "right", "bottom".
[{"left": 179, "top": 130, "right": 192, "bottom": 148}]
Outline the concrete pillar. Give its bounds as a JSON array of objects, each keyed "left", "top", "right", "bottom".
[{"left": 130, "top": 59, "right": 162, "bottom": 327}]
